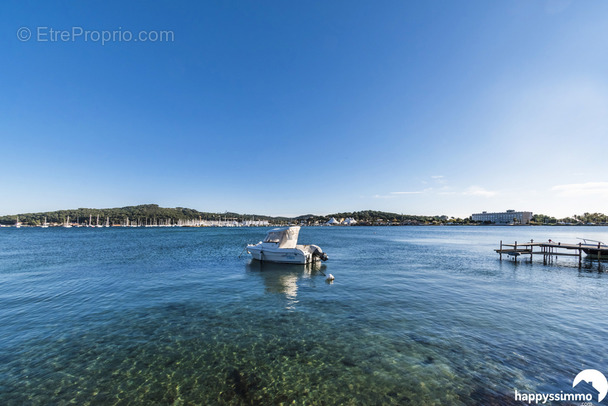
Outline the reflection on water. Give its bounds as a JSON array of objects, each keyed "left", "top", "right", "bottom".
[{"left": 246, "top": 260, "right": 327, "bottom": 309}]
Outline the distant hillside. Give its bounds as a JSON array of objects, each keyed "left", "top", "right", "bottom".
[
  {"left": 0, "top": 205, "right": 468, "bottom": 226},
  {"left": 1, "top": 205, "right": 605, "bottom": 227},
  {"left": 0, "top": 205, "right": 472, "bottom": 227},
  {"left": 299, "top": 210, "right": 460, "bottom": 225},
  {"left": 0, "top": 204, "right": 290, "bottom": 226}
]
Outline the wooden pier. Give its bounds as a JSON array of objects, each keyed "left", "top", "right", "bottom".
[{"left": 496, "top": 239, "right": 608, "bottom": 267}]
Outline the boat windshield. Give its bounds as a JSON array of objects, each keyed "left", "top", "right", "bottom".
[
  {"left": 264, "top": 231, "right": 282, "bottom": 243},
  {"left": 263, "top": 227, "right": 300, "bottom": 248}
]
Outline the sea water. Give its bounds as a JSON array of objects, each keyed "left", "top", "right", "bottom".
[{"left": 1, "top": 226, "right": 607, "bottom": 405}]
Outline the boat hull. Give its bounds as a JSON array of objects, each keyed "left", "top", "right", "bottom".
[
  {"left": 582, "top": 248, "right": 608, "bottom": 259},
  {"left": 247, "top": 245, "right": 318, "bottom": 264}
]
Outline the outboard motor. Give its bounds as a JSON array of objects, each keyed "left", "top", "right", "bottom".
[{"left": 311, "top": 245, "right": 329, "bottom": 261}]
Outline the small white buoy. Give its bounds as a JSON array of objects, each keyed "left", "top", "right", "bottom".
[{"left": 326, "top": 273, "right": 334, "bottom": 281}]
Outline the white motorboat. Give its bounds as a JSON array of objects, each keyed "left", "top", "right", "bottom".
[{"left": 247, "top": 226, "right": 328, "bottom": 264}]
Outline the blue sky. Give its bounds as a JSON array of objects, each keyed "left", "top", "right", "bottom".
[{"left": 2, "top": 0, "right": 608, "bottom": 217}]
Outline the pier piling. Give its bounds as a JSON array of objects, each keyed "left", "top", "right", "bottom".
[
  {"left": 499, "top": 240, "right": 502, "bottom": 261},
  {"left": 530, "top": 239, "right": 533, "bottom": 261}
]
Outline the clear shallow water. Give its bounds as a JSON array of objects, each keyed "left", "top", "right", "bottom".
[{"left": 1, "top": 226, "right": 608, "bottom": 405}]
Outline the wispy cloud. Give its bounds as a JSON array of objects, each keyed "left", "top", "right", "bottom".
[
  {"left": 372, "top": 194, "right": 396, "bottom": 199},
  {"left": 376, "top": 186, "right": 496, "bottom": 198},
  {"left": 373, "top": 188, "right": 432, "bottom": 198},
  {"left": 552, "top": 182, "right": 608, "bottom": 197},
  {"left": 462, "top": 186, "right": 497, "bottom": 197},
  {"left": 431, "top": 175, "right": 447, "bottom": 184}
]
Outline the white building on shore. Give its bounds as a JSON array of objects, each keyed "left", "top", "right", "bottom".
[
  {"left": 325, "top": 217, "right": 340, "bottom": 226},
  {"left": 471, "top": 210, "right": 532, "bottom": 225},
  {"left": 342, "top": 217, "right": 357, "bottom": 226}
]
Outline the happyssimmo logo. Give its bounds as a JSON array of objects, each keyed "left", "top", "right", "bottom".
[
  {"left": 514, "top": 369, "right": 608, "bottom": 404},
  {"left": 573, "top": 369, "right": 608, "bottom": 402}
]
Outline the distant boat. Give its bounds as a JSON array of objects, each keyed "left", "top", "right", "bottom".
[
  {"left": 15, "top": 217, "right": 21, "bottom": 228},
  {"left": 246, "top": 226, "right": 328, "bottom": 264},
  {"left": 41, "top": 217, "right": 49, "bottom": 228},
  {"left": 96, "top": 215, "right": 102, "bottom": 228},
  {"left": 64, "top": 216, "right": 72, "bottom": 228},
  {"left": 104, "top": 217, "right": 110, "bottom": 227}
]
